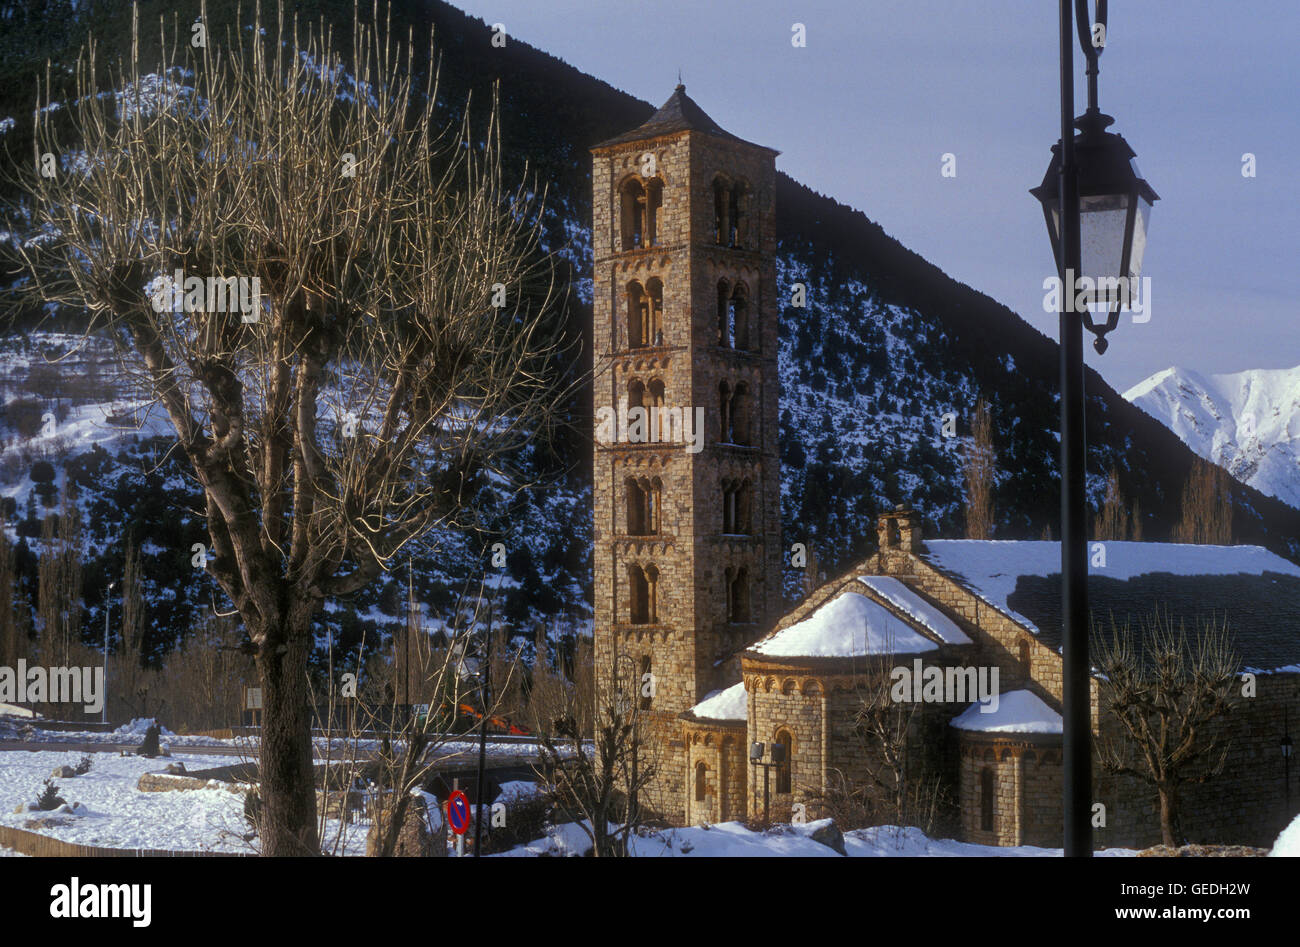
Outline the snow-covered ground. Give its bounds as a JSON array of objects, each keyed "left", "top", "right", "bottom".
[
  {"left": 496, "top": 819, "right": 1140, "bottom": 858},
  {"left": 1272, "top": 814, "right": 1300, "bottom": 857},
  {"left": 0, "top": 748, "right": 258, "bottom": 853},
  {"left": 0, "top": 747, "right": 376, "bottom": 855}
]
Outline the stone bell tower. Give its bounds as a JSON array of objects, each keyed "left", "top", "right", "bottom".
[{"left": 589, "top": 85, "right": 782, "bottom": 822}]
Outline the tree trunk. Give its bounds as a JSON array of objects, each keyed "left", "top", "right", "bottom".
[
  {"left": 256, "top": 622, "right": 319, "bottom": 856},
  {"left": 1157, "top": 784, "right": 1182, "bottom": 849}
]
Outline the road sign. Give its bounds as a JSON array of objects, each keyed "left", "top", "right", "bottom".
[{"left": 447, "top": 790, "right": 471, "bottom": 836}]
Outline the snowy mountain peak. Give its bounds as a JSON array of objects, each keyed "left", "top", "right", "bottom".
[{"left": 1123, "top": 364, "right": 1300, "bottom": 510}]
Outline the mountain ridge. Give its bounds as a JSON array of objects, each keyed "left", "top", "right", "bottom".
[{"left": 1, "top": 0, "right": 1298, "bottom": 667}]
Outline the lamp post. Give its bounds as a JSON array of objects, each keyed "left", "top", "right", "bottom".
[
  {"left": 749, "top": 741, "right": 786, "bottom": 824},
  {"left": 1029, "top": 0, "right": 1158, "bottom": 857},
  {"left": 102, "top": 580, "right": 116, "bottom": 726}
]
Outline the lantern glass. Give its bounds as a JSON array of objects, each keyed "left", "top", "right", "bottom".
[
  {"left": 750, "top": 742, "right": 764, "bottom": 762},
  {"left": 1079, "top": 193, "right": 1130, "bottom": 288},
  {"left": 1129, "top": 191, "right": 1152, "bottom": 279}
]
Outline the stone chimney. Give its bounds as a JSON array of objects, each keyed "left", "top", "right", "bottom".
[{"left": 877, "top": 504, "right": 921, "bottom": 554}]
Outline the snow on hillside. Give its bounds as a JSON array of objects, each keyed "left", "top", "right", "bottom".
[{"left": 1124, "top": 365, "right": 1300, "bottom": 510}]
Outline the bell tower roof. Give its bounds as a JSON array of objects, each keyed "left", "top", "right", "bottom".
[{"left": 593, "top": 84, "right": 777, "bottom": 152}]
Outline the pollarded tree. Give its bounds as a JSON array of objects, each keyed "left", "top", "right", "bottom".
[
  {"left": 12, "top": 1, "right": 569, "bottom": 854},
  {"left": 1093, "top": 609, "right": 1239, "bottom": 847}
]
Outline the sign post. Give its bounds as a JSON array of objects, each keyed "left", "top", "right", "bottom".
[{"left": 447, "top": 787, "right": 471, "bottom": 856}]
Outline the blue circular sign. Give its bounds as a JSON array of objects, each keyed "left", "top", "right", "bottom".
[{"left": 447, "top": 790, "right": 471, "bottom": 835}]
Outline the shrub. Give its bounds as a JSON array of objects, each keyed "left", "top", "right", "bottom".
[{"left": 36, "top": 779, "right": 66, "bottom": 811}]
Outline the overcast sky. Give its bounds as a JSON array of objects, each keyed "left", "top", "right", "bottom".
[{"left": 451, "top": 0, "right": 1298, "bottom": 393}]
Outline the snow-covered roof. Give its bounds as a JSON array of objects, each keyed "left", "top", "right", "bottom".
[
  {"left": 923, "top": 540, "right": 1300, "bottom": 673},
  {"left": 688, "top": 682, "right": 747, "bottom": 721},
  {"left": 950, "top": 690, "right": 1062, "bottom": 735},
  {"left": 857, "top": 576, "right": 971, "bottom": 645},
  {"left": 752, "top": 591, "right": 940, "bottom": 658}
]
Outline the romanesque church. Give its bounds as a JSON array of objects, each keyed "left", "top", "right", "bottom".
[{"left": 589, "top": 86, "right": 1300, "bottom": 849}]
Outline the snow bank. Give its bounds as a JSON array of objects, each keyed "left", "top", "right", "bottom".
[
  {"left": 950, "top": 690, "right": 1062, "bottom": 734},
  {"left": 1271, "top": 814, "right": 1300, "bottom": 857},
  {"left": 495, "top": 820, "right": 1137, "bottom": 858},
  {"left": 689, "top": 682, "right": 747, "bottom": 721},
  {"left": 0, "top": 702, "right": 39, "bottom": 719},
  {"left": 753, "top": 591, "right": 939, "bottom": 658},
  {"left": 113, "top": 718, "right": 176, "bottom": 738}
]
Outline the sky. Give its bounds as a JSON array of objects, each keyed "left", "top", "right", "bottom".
[{"left": 450, "top": 0, "right": 1298, "bottom": 393}]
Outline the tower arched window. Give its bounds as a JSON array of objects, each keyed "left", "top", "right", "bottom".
[
  {"left": 625, "top": 281, "right": 648, "bottom": 349},
  {"left": 644, "top": 565, "right": 659, "bottom": 624},
  {"left": 718, "top": 381, "right": 732, "bottom": 443},
  {"left": 716, "top": 279, "right": 731, "bottom": 346},
  {"left": 713, "top": 176, "right": 732, "bottom": 246},
  {"left": 627, "top": 478, "right": 647, "bottom": 535},
  {"left": 645, "top": 278, "right": 664, "bottom": 346},
  {"left": 713, "top": 176, "right": 750, "bottom": 248},
  {"left": 626, "top": 379, "right": 646, "bottom": 444},
  {"left": 729, "top": 383, "right": 752, "bottom": 446},
  {"left": 621, "top": 177, "right": 662, "bottom": 251},
  {"left": 980, "top": 767, "right": 995, "bottom": 832},
  {"left": 626, "top": 478, "right": 662, "bottom": 536},
  {"left": 721, "top": 479, "right": 751, "bottom": 535},
  {"left": 726, "top": 566, "right": 751, "bottom": 623},
  {"left": 648, "top": 477, "right": 662, "bottom": 534},
  {"left": 774, "top": 728, "right": 793, "bottom": 794},
  {"left": 695, "top": 761, "right": 707, "bottom": 802},
  {"left": 648, "top": 379, "right": 667, "bottom": 442},
  {"left": 628, "top": 564, "right": 653, "bottom": 625},
  {"left": 731, "top": 283, "right": 750, "bottom": 350}
]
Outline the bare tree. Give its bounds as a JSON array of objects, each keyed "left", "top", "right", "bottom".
[
  {"left": 532, "top": 652, "right": 656, "bottom": 857},
  {"left": 855, "top": 657, "right": 920, "bottom": 824},
  {"left": 1093, "top": 609, "right": 1239, "bottom": 847},
  {"left": 1174, "top": 456, "right": 1233, "bottom": 545},
  {"left": 12, "top": 1, "right": 570, "bottom": 853},
  {"left": 962, "top": 395, "right": 995, "bottom": 540}
]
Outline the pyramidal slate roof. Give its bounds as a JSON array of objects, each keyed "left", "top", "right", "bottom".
[{"left": 593, "top": 84, "right": 772, "bottom": 151}]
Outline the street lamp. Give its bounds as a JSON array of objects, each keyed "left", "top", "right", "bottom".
[
  {"left": 1028, "top": 1, "right": 1158, "bottom": 857},
  {"left": 749, "top": 741, "right": 786, "bottom": 824}
]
